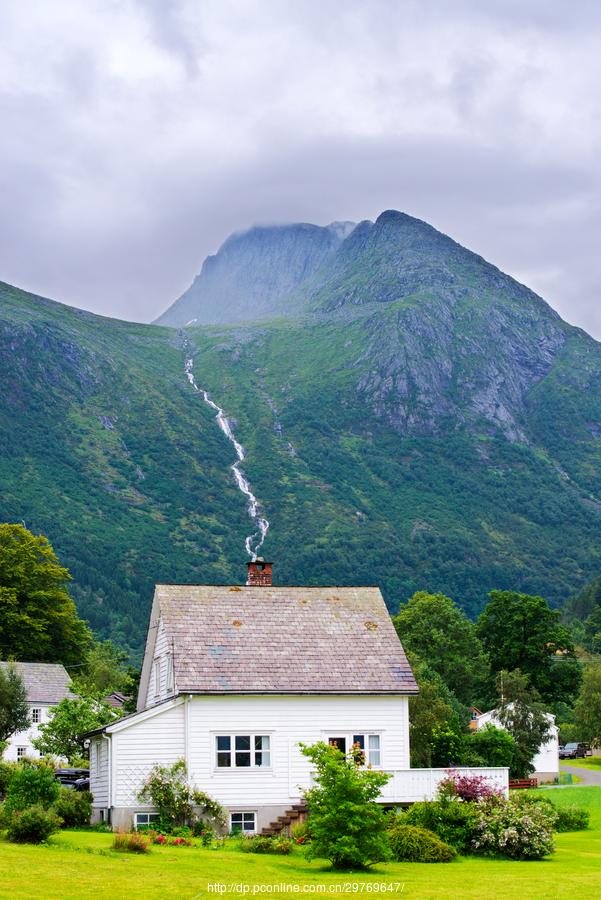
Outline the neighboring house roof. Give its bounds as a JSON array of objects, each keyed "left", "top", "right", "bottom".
[
  {"left": 0, "top": 661, "right": 73, "bottom": 704},
  {"left": 103, "top": 691, "right": 128, "bottom": 708},
  {"left": 142, "top": 584, "right": 418, "bottom": 696}
]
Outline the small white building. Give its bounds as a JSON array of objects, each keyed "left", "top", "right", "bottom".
[
  {"left": 475, "top": 708, "right": 559, "bottom": 782},
  {"left": 1, "top": 661, "right": 73, "bottom": 762},
  {"left": 87, "top": 561, "right": 508, "bottom": 831}
]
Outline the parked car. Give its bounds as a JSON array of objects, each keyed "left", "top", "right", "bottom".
[
  {"left": 559, "top": 742, "right": 591, "bottom": 759},
  {"left": 73, "top": 775, "right": 90, "bottom": 792},
  {"left": 55, "top": 768, "right": 90, "bottom": 789}
]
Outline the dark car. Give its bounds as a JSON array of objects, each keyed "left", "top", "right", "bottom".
[
  {"left": 55, "top": 768, "right": 90, "bottom": 789},
  {"left": 73, "top": 776, "right": 90, "bottom": 792},
  {"left": 559, "top": 742, "right": 591, "bottom": 759}
]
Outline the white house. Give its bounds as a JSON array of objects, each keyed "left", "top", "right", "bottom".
[
  {"left": 87, "top": 560, "right": 509, "bottom": 831},
  {"left": 475, "top": 708, "right": 559, "bottom": 782},
  {"left": 1, "top": 661, "right": 73, "bottom": 762}
]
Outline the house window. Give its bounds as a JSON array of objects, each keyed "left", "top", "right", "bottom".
[
  {"left": 326, "top": 733, "right": 381, "bottom": 767},
  {"left": 31, "top": 708, "right": 42, "bottom": 724},
  {"left": 16, "top": 747, "right": 27, "bottom": 760},
  {"left": 215, "top": 735, "right": 271, "bottom": 768},
  {"left": 134, "top": 812, "right": 161, "bottom": 830},
  {"left": 230, "top": 812, "right": 256, "bottom": 834}
]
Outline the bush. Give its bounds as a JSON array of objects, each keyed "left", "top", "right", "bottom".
[
  {"left": 291, "top": 820, "right": 311, "bottom": 844},
  {"left": 554, "top": 806, "right": 590, "bottom": 832},
  {"left": 387, "top": 821, "right": 457, "bottom": 862},
  {"left": 137, "top": 760, "right": 226, "bottom": 832},
  {"left": 300, "top": 741, "right": 392, "bottom": 869},
  {"left": 437, "top": 771, "right": 504, "bottom": 803},
  {"left": 192, "top": 819, "right": 214, "bottom": 845},
  {"left": 403, "top": 799, "right": 479, "bottom": 853},
  {"left": 0, "top": 760, "right": 16, "bottom": 797},
  {"left": 3, "top": 761, "right": 59, "bottom": 814},
  {"left": 239, "top": 834, "right": 292, "bottom": 855},
  {"left": 52, "top": 788, "right": 92, "bottom": 827},
  {"left": 462, "top": 724, "right": 516, "bottom": 768},
  {"left": 4, "top": 805, "right": 62, "bottom": 843},
  {"left": 113, "top": 832, "right": 150, "bottom": 854},
  {"left": 472, "top": 797, "right": 555, "bottom": 860}
]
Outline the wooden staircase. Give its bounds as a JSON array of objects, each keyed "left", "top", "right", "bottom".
[{"left": 260, "top": 801, "right": 308, "bottom": 836}]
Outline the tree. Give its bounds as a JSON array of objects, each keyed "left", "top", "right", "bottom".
[
  {"left": 393, "top": 591, "right": 489, "bottom": 705},
  {"left": 0, "top": 663, "right": 30, "bottom": 743},
  {"left": 496, "top": 670, "right": 552, "bottom": 778},
  {"left": 0, "top": 524, "right": 91, "bottom": 666},
  {"left": 575, "top": 662, "right": 601, "bottom": 747},
  {"left": 73, "top": 640, "right": 134, "bottom": 697},
  {"left": 32, "top": 696, "right": 120, "bottom": 763},
  {"left": 407, "top": 655, "right": 465, "bottom": 768},
  {"left": 300, "top": 741, "right": 392, "bottom": 870},
  {"left": 476, "top": 590, "right": 581, "bottom": 705},
  {"left": 462, "top": 723, "right": 516, "bottom": 768}
]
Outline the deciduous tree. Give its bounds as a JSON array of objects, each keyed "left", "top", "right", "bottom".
[
  {"left": 0, "top": 524, "right": 91, "bottom": 666},
  {"left": 0, "top": 663, "right": 30, "bottom": 743},
  {"left": 393, "top": 591, "right": 489, "bottom": 705},
  {"left": 477, "top": 591, "right": 581, "bottom": 705}
]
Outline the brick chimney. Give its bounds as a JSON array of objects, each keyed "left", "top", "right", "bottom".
[{"left": 246, "top": 558, "right": 273, "bottom": 586}]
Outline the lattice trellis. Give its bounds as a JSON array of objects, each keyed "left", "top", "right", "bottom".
[{"left": 117, "top": 766, "right": 150, "bottom": 805}]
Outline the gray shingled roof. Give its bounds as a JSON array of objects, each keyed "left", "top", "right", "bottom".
[
  {"left": 154, "top": 585, "right": 418, "bottom": 694},
  {"left": 0, "top": 661, "right": 73, "bottom": 704}
]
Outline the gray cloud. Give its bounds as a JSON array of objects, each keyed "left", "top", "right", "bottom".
[{"left": 0, "top": 0, "right": 599, "bottom": 336}]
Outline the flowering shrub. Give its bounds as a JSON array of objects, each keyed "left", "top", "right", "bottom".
[
  {"left": 147, "top": 830, "right": 193, "bottom": 847},
  {"left": 291, "top": 821, "right": 311, "bottom": 845},
  {"left": 437, "top": 771, "right": 504, "bottom": 803},
  {"left": 137, "top": 759, "right": 226, "bottom": 833},
  {"left": 472, "top": 797, "right": 555, "bottom": 860}
]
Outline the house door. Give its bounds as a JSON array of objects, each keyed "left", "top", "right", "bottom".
[{"left": 328, "top": 737, "right": 347, "bottom": 753}]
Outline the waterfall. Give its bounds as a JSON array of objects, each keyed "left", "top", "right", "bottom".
[{"left": 184, "top": 356, "right": 269, "bottom": 559}]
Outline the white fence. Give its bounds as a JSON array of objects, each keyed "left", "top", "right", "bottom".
[{"left": 379, "top": 767, "right": 510, "bottom": 803}]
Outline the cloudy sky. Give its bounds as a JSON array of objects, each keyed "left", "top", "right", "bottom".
[{"left": 1, "top": 0, "right": 600, "bottom": 335}]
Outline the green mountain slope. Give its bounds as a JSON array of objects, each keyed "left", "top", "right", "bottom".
[{"left": 2, "top": 210, "right": 601, "bottom": 657}]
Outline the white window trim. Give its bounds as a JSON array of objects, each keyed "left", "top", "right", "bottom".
[
  {"left": 134, "top": 812, "right": 161, "bottom": 830},
  {"left": 16, "top": 747, "right": 28, "bottom": 759},
  {"left": 230, "top": 811, "right": 257, "bottom": 834},
  {"left": 152, "top": 657, "right": 161, "bottom": 697},
  {"left": 213, "top": 733, "right": 273, "bottom": 771},
  {"left": 31, "top": 708, "right": 42, "bottom": 724},
  {"left": 320, "top": 731, "right": 383, "bottom": 768}
]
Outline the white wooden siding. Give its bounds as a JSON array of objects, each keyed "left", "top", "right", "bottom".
[
  {"left": 3, "top": 703, "right": 55, "bottom": 762},
  {"left": 187, "top": 694, "right": 410, "bottom": 807},
  {"left": 144, "top": 617, "right": 173, "bottom": 708},
  {"left": 90, "top": 736, "right": 109, "bottom": 807},
  {"left": 113, "top": 702, "right": 185, "bottom": 806}
]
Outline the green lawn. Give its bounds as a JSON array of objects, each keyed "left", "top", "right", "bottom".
[
  {"left": 560, "top": 757, "right": 601, "bottom": 771},
  {"left": 0, "top": 788, "right": 600, "bottom": 899}
]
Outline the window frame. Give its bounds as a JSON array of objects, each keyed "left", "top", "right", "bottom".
[
  {"left": 214, "top": 733, "right": 272, "bottom": 770},
  {"left": 230, "top": 811, "right": 257, "bottom": 834},
  {"left": 16, "top": 747, "right": 28, "bottom": 760},
  {"left": 134, "top": 812, "right": 161, "bottom": 830},
  {"left": 324, "top": 731, "right": 383, "bottom": 768},
  {"left": 31, "top": 708, "right": 42, "bottom": 724}
]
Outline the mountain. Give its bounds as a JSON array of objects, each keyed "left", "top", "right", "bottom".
[
  {"left": 2, "top": 210, "right": 601, "bottom": 658},
  {"left": 155, "top": 220, "right": 356, "bottom": 326}
]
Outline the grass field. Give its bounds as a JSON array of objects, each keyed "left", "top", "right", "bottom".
[
  {"left": 560, "top": 757, "right": 601, "bottom": 771},
  {"left": 0, "top": 788, "right": 600, "bottom": 899}
]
